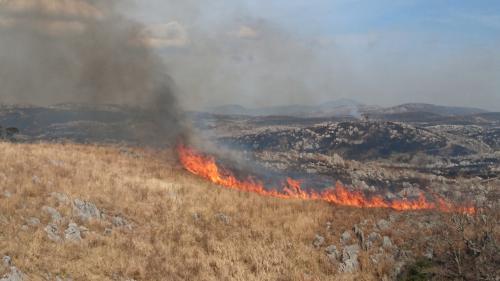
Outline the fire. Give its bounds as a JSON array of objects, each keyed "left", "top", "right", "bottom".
[{"left": 177, "top": 145, "right": 476, "bottom": 214}]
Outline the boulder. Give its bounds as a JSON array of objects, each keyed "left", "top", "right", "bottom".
[
  {"left": 0, "top": 267, "right": 23, "bottom": 281},
  {"left": 313, "top": 235, "right": 325, "bottom": 248},
  {"left": 366, "top": 232, "right": 382, "bottom": 249},
  {"left": 73, "top": 199, "right": 101, "bottom": 221},
  {"left": 64, "top": 223, "right": 82, "bottom": 242},
  {"left": 104, "top": 228, "right": 113, "bottom": 236},
  {"left": 377, "top": 219, "right": 391, "bottom": 230},
  {"left": 51, "top": 192, "right": 70, "bottom": 205},
  {"left": 398, "top": 187, "right": 423, "bottom": 198},
  {"left": 382, "top": 236, "right": 393, "bottom": 249},
  {"left": 1, "top": 256, "right": 23, "bottom": 281},
  {"left": 26, "top": 217, "right": 40, "bottom": 227},
  {"left": 339, "top": 244, "right": 360, "bottom": 273},
  {"left": 44, "top": 224, "right": 62, "bottom": 242},
  {"left": 353, "top": 225, "right": 365, "bottom": 249},
  {"left": 112, "top": 216, "right": 131, "bottom": 229},
  {"left": 214, "top": 213, "right": 231, "bottom": 225},
  {"left": 340, "top": 230, "right": 352, "bottom": 244},
  {"left": 42, "top": 206, "right": 62, "bottom": 224},
  {"left": 424, "top": 247, "right": 434, "bottom": 259},
  {"left": 325, "top": 245, "right": 339, "bottom": 261},
  {"left": 2, "top": 256, "right": 11, "bottom": 267}
]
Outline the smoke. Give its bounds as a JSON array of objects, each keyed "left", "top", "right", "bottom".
[
  {"left": 124, "top": 0, "right": 500, "bottom": 111},
  {"left": 0, "top": 0, "right": 184, "bottom": 143},
  {"left": 159, "top": 20, "right": 348, "bottom": 110}
]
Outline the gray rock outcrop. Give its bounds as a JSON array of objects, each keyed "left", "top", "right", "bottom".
[
  {"left": 340, "top": 230, "right": 352, "bottom": 244},
  {"left": 73, "top": 199, "right": 102, "bottom": 221},
  {"left": 26, "top": 217, "right": 40, "bottom": 227},
  {"left": 214, "top": 213, "right": 231, "bottom": 225},
  {"left": 313, "top": 235, "right": 325, "bottom": 248},
  {"left": 0, "top": 267, "right": 23, "bottom": 281},
  {"left": 325, "top": 245, "right": 339, "bottom": 261},
  {"left": 64, "top": 223, "right": 82, "bottom": 242},
  {"left": 44, "top": 224, "right": 62, "bottom": 242},
  {"left": 382, "top": 236, "right": 393, "bottom": 249},
  {"left": 339, "top": 244, "right": 360, "bottom": 273},
  {"left": 1, "top": 257, "right": 24, "bottom": 281},
  {"left": 42, "top": 206, "right": 62, "bottom": 224},
  {"left": 377, "top": 219, "right": 391, "bottom": 230},
  {"left": 51, "top": 192, "right": 70, "bottom": 205}
]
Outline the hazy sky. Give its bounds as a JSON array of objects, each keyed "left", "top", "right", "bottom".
[
  {"left": 0, "top": 1, "right": 499, "bottom": 110},
  {"left": 125, "top": 0, "right": 500, "bottom": 110}
]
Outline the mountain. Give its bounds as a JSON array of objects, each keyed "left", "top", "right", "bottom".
[
  {"left": 207, "top": 101, "right": 489, "bottom": 119},
  {"left": 207, "top": 99, "right": 369, "bottom": 117},
  {"left": 374, "top": 103, "right": 488, "bottom": 116},
  {"left": 205, "top": 104, "right": 251, "bottom": 116}
]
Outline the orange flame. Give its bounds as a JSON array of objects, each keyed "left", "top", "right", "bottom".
[{"left": 177, "top": 145, "right": 475, "bottom": 214}]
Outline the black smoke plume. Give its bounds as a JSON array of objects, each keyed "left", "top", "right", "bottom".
[{"left": 0, "top": 0, "right": 184, "bottom": 144}]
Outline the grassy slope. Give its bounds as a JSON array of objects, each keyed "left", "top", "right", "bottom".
[{"left": 0, "top": 142, "right": 408, "bottom": 281}]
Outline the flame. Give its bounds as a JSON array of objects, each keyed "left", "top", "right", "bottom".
[{"left": 177, "top": 145, "right": 475, "bottom": 214}]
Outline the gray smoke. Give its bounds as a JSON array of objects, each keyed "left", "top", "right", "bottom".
[
  {"left": 125, "top": 0, "right": 500, "bottom": 111},
  {"left": 0, "top": 0, "right": 184, "bottom": 143}
]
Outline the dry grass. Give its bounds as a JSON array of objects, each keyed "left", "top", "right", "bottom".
[{"left": 0, "top": 142, "right": 413, "bottom": 280}]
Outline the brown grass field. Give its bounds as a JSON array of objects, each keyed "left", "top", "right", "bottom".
[{"left": 0, "top": 142, "right": 497, "bottom": 281}]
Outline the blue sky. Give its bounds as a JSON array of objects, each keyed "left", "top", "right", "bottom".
[{"left": 250, "top": 0, "right": 500, "bottom": 35}]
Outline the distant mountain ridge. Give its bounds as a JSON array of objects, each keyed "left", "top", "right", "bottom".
[
  {"left": 206, "top": 100, "right": 489, "bottom": 118},
  {"left": 375, "top": 103, "right": 487, "bottom": 116},
  {"left": 207, "top": 99, "right": 376, "bottom": 118}
]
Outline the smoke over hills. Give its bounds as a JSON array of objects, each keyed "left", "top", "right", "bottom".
[
  {"left": 126, "top": 0, "right": 500, "bottom": 111},
  {"left": 0, "top": 0, "right": 183, "bottom": 143}
]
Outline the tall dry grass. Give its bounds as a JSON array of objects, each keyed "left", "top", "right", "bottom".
[{"left": 0, "top": 142, "right": 413, "bottom": 280}]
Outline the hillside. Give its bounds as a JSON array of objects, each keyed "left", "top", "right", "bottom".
[
  {"left": 375, "top": 103, "right": 487, "bottom": 117},
  {"left": 205, "top": 101, "right": 489, "bottom": 119},
  {"left": 0, "top": 142, "right": 497, "bottom": 281}
]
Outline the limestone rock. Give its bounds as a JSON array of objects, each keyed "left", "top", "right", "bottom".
[
  {"left": 214, "top": 213, "right": 231, "bottom": 225},
  {"left": 64, "top": 223, "right": 82, "bottom": 242},
  {"left": 325, "top": 245, "right": 339, "bottom": 261},
  {"left": 44, "top": 224, "right": 62, "bottom": 242},
  {"left": 1, "top": 257, "right": 23, "bottom": 281},
  {"left": 366, "top": 232, "right": 381, "bottom": 249},
  {"left": 73, "top": 199, "right": 101, "bottom": 221},
  {"left": 104, "top": 228, "right": 113, "bottom": 236},
  {"left": 368, "top": 232, "right": 382, "bottom": 242},
  {"left": 340, "top": 230, "right": 352, "bottom": 244},
  {"left": 313, "top": 235, "right": 325, "bottom": 248},
  {"left": 398, "top": 187, "right": 423, "bottom": 198},
  {"left": 42, "top": 206, "right": 62, "bottom": 224},
  {"left": 382, "top": 236, "right": 393, "bottom": 249},
  {"left": 424, "top": 247, "right": 434, "bottom": 259},
  {"left": 353, "top": 225, "right": 365, "bottom": 249},
  {"left": 0, "top": 267, "right": 23, "bottom": 281},
  {"left": 26, "top": 217, "right": 40, "bottom": 227},
  {"left": 51, "top": 192, "right": 70, "bottom": 205},
  {"left": 339, "top": 244, "right": 360, "bottom": 273},
  {"left": 112, "top": 216, "right": 132, "bottom": 229},
  {"left": 377, "top": 219, "right": 391, "bottom": 230},
  {"left": 2, "top": 256, "right": 11, "bottom": 267}
]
